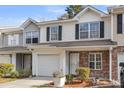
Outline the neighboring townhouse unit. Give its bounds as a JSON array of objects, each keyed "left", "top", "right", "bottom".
[{"left": 0, "top": 5, "right": 124, "bottom": 81}]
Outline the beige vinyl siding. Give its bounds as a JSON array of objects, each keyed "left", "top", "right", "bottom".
[
  {"left": 23, "top": 22, "right": 40, "bottom": 45},
  {"left": 112, "top": 13, "right": 124, "bottom": 46},
  {"left": 39, "top": 9, "right": 111, "bottom": 43}
]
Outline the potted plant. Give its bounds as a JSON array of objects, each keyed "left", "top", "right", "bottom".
[{"left": 53, "top": 70, "right": 66, "bottom": 87}]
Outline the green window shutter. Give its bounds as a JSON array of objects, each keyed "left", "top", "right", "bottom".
[
  {"left": 100, "top": 21, "right": 104, "bottom": 38},
  {"left": 46, "top": 27, "right": 50, "bottom": 41},
  {"left": 75, "top": 24, "right": 79, "bottom": 40},
  {"left": 58, "top": 25, "right": 62, "bottom": 41}
]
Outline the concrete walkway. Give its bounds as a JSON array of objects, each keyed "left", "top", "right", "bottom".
[{"left": 0, "top": 77, "right": 52, "bottom": 88}]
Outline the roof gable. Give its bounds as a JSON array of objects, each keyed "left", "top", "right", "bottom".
[
  {"left": 20, "top": 18, "right": 38, "bottom": 29},
  {"left": 73, "top": 5, "right": 108, "bottom": 20}
]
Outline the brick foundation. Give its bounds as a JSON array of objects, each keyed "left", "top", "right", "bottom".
[{"left": 112, "top": 46, "right": 124, "bottom": 80}]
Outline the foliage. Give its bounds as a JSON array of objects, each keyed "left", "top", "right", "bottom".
[
  {"left": 76, "top": 67, "right": 90, "bottom": 82},
  {"left": 66, "top": 74, "right": 73, "bottom": 84},
  {"left": 18, "top": 69, "right": 32, "bottom": 78},
  {"left": 53, "top": 70, "right": 64, "bottom": 78},
  {"left": 0, "top": 63, "right": 14, "bottom": 77},
  {"left": 65, "top": 5, "right": 83, "bottom": 18},
  {"left": 10, "top": 71, "right": 19, "bottom": 78}
]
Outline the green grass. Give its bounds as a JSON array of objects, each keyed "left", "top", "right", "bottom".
[
  {"left": 32, "top": 84, "right": 53, "bottom": 88},
  {"left": 0, "top": 78, "right": 16, "bottom": 84}
]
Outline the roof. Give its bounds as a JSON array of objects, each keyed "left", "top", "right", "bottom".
[
  {"left": 37, "top": 39, "right": 117, "bottom": 47},
  {"left": 37, "top": 19, "right": 77, "bottom": 25},
  {"left": 20, "top": 18, "right": 38, "bottom": 28},
  {"left": 73, "top": 5, "right": 108, "bottom": 20},
  {"left": 0, "top": 46, "right": 28, "bottom": 51},
  {"left": 108, "top": 5, "right": 124, "bottom": 14},
  {"left": 37, "top": 5, "right": 109, "bottom": 25},
  {"left": 0, "top": 27, "right": 23, "bottom": 33}
]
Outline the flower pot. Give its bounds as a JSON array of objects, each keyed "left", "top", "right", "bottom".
[{"left": 53, "top": 76, "right": 66, "bottom": 87}]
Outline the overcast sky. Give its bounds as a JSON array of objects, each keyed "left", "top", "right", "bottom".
[{"left": 0, "top": 5, "right": 108, "bottom": 27}]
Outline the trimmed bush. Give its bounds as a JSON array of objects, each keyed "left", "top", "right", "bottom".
[
  {"left": 66, "top": 74, "right": 73, "bottom": 84},
  {"left": 76, "top": 67, "right": 90, "bottom": 82},
  {"left": 10, "top": 71, "right": 19, "bottom": 78},
  {"left": 0, "top": 63, "right": 14, "bottom": 77},
  {"left": 0, "top": 73, "right": 2, "bottom": 78},
  {"left": 18, "top": 69, "right": 32, "bottom": 78}
]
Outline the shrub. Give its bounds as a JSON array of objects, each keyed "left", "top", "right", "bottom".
[
  {"left": 0, "top": 63, "right": 14, "bottom": 77},
  {"left": 66, "top": 74, "right": 73, "bottom": 84},
  {"left": 18, "top": 69, "right": 32, "bottom": 78},
  {"left": 10, "top": 71, "right": 19, "bottom": 78},
  {"left": 0, "top": 73, "right": 2, "bottom": 78},
  {"left": 76, "top": 67, "right": 90, "bottom": 82}
]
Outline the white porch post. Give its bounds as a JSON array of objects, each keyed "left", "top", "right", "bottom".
[
  {"left": 60, "top": 50, "right": 66, "bottom": 76},
  {"left": 109, "top": 47, "right": 113, "bottom": 80},
  {"left": 32, "top": 52, "right": 38, "bottom": 76},
  {"left": 11, "top": 53, "right": 16, "bottom": 71}
]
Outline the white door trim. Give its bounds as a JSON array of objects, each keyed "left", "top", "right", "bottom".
[{"left": 70, "top": 53, "right": 79, "bottom": 75}]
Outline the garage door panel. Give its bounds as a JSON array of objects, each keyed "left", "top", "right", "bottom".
[
  {"left": 0, "top": 55, "right": 11, "bottom": 63},
  {"left": 38, "top": 54, "right": 59, "bottom": 76}
]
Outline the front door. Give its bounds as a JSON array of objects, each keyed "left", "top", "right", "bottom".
[
  {"left": 23, "top": 54, "right": 32, "bottom": 71},
  {"left": 70, "top": 53, "right": 79, "bottom": 75},
  {"left": 118, "top": 53, "right": 124, "bottom": 80}
]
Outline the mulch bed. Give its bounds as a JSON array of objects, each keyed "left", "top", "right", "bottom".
[
  {"left": 64, "top": 80, "right": 93, "bottom": 88},
  {"left": 47, "top": 80, "right": 93, "bottom": 88},
  {"left": 32, "top": 79, "right": 113, "bottom": 88}
]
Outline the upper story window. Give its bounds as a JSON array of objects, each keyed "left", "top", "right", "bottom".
[
  {"left": 50, "top": 26, "right": 58, "bottom": 41},
  {"left": 46, "top": 25, "right": 62, "bottom": 41},
  {"left": 26, "top": 31, "right": 39, "bottom": 44},
  {"left": 8, "top": 34, "right": 19, "bottom": 46},
  {"left": 79, "top": 22, "right": 100, "bottom": 39},
  {"left": 89, "top": 53, "right": 102, "bottom": 70}
]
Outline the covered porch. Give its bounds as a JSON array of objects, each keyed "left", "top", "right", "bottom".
[{"left": 65, "top": 46, "right": 112, "bottom": 80}]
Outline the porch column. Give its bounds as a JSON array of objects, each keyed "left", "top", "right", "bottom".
[
  {"left": 12, "top": 53, "right": 16, "bottom": 71},
  {"left": 60, "top": 50, "right": 66, "bottom": 76},
  {"left": 109, "top": 47, "right": 113, "bottom": 80},
  {"left": 32, "top": 53, "right": 38, "bottom": 76}
]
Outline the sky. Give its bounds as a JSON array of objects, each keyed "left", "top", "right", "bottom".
[{"left": 0, "top": 5, "right": 108, "bottom": 27}]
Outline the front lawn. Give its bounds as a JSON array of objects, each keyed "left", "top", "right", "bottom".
[{"left": 0, "top": 78, "right": 16, "bottom": 84}]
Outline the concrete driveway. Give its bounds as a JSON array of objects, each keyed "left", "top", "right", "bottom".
[{"left": 0, "top": 77, "right": 52, "bottom": 88}]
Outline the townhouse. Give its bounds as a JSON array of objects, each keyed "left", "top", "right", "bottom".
[{"left": 0, "top": 5, "right": 124, "bottom": 81}]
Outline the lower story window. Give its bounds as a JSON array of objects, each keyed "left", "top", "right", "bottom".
[
  {"left": 26, "top": 38, "right": 31, "bottom": 44},
  {"left": 89, "top": 53, "right": 102, "bottom": 70}
]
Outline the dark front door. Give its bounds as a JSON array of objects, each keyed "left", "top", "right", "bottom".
[
  {"left": 16, "top": 53, "right": 32, "bottom": 71},
  {"left": 23, "top": 54, "right": 32, "bottom": 71}
]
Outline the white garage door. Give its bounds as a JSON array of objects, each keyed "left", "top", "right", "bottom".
[
  {"left": 0, "top": 55, "right": 11, "bottom": 63},
  {"left": 38, "top": 54, "right": 60, "bottom": 76}
]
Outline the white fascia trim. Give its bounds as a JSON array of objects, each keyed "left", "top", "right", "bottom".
[
  {"left": 20, "top": 18, "right": 38, "bottom": 29},
  {"left": 28, "top": 45, "right": 116, "bottom": 49},
  {"left": 37, "top": 19, "right": 77, "bottom": 25}
]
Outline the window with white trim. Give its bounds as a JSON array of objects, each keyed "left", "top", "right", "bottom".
[
  {"left": 50, "top": 26, "right": 58, "bottom": 41},
  {"left": 89, "top": 53, "right": 102, "bottom": 70},
  {"left": 80, "top": 23, "right": 88, "bottom": 39},
  {"left": 79, "top": 22, "right": 100, "bottom": 39},
  {"left": 26, "top": 31, "right": 39, "bottom": 44},
  {"left": 8, "top": 34, "right": 19, "bottom": 46}
]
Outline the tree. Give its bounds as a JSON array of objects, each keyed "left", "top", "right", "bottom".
[{"left": 65, "top": 5, "right": 84, "bottom": 19}]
